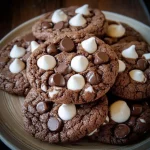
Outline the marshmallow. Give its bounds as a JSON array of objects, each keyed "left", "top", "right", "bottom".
[
  {"left": 58, "top": 104, "right": 76, "bottom": 121},
  {"left": 9, "top": 59, "right": 25, "bottom": 73},
  {"left": 107, "top": 24, "right": 125, "bottom": 38},
  {"left": 88, "top": 129, "right": 98, "bottom": 136},
  {"left": 122, "top": 45, "right": 138, "bottom": 59},
  {"left": 139, "top": 118, "right": 146, "bottom": 123},
  {"left": 103, "top": 116, "right": 110, "bottom": 125},
  {"left": 10, "top": 45, "right": 25, "bottom": 58},
  {"left": 142, "top": 53, "right": 150, "bottom": 60},
  {"left": 75, "top": 4, "right": 90, "bottom": 16},
  {"left": 84, "top": 86, "right": 94, "bottom": 93},
  {"left": 67, "top": 74, "right": 85, "bottom": 90},
  {"left": 41, "top": 84, "right": 47, "bottom": 92},
  {"left": 118, "top": 60, "right": 126, "bottom": 72},
  {"left": 37, "top": 55, "right": 56, "bottom": 70},
  {"left": 48, "top": 87, "right": 62, "bottom": 98},
  {"left": 51, "top": 9, "right": 67, "bottom": 23},
  {"left": 110, "top": 100, "right": 130, "bottom": 123},
  {"left": 81, "top": 37, "right": 97, "bottom": 54},
  {"left": 129, "top": 69, "right": 147, "bottom": 83},
  {"left": 31, "top": 41, "right": 40, "bottom": 52},
  {"left": 69, "top": 14, "right": 86, "bottom": 27},
  {"left": 71, "top": 55, "right": 89, "bottom": 72}
]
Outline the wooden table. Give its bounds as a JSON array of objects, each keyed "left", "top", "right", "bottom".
[{"left": 0, "top": 0, "right": 149, "bottom": 149}]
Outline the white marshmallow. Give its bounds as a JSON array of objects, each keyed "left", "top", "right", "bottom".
[
  {"left": 37, "top": 55, "right": 56, "bottom": 70},
  {"left": 10, "top": 45, "right": 26, "bottom": 58},
  {"left": 75, "top": 4, "right": 90, "bottom": 16},
  {"left": 84, "top": 86, "right": 94, "bottom": 93},
  {"left": 103, "top": 116, "right": 110, "bottom": 125},
  {"left": 88, "top": 129, "right": 98, "bottom": 136},
  {"left": 139, "top": 118, "right": 146, "bottom": 123},
  {"left": 41, "top": 84, "right": 47, "bottom": 92},
  {"left": 31, "top": 41, "right": 40, "bottom": 52},
  {"left": 129, "top": 69, "right": 147, "bottom": 83},
  {"left": 67, "top": 74, "right": 85, "bottom": 90},
  {"left": 107, "top": 24, "right": 125, "bottom": 38},
  {"left": 58, "top": 104, "right": 76, "bottom": 121},
  {"left": 142, "top": 53, "right": 150, "bottom": 60},
  {"left": 9, "top": 59, "right": 25, "bottom": 73},
  {"left": 122, "top": 45, "right": 138, "bottom": 59},
  {"left": 81, "top": 37, "right": 97, "bottom": 54},
  {"left": 110, "top": 100, "right": 130, "bottom": 123},
  {"left": 71, "top": 55, "right": 89, "bottom": 72},
  {"left": 69, "top": 14, "right": 86, "bottom": 27},
  {"left": 118, "top": 60, "right": 126, "bottom": 73},
  {"left": 48, "top": 87, "right": 62, "bottom": 98},
  {"left": 51, "top": 9, "right": 67, "bottom": 23}
]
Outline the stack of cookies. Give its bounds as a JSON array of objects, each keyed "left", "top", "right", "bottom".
[{"left": 0, "top": 4, "right": 150, "bottom": 145}]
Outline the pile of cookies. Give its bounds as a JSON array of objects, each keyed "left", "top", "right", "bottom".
[{"left": 0, "top": 4, "right": 150, "bottom": 145}]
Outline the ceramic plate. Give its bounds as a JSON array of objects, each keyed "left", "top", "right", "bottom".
[{"left": 0, "top": 11, "right": 150, "bottom": 150}]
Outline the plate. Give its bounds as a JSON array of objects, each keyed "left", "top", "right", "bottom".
[{"left": 0, "top": 11, "right": 150, "bottom": 150}]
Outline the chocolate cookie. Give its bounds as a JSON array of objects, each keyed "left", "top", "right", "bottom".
[
  {"left": 103, "top": 20, "right": 145, "bottom": 45},
  {"left": 111, "top": 41, "right": 150, "bottom": 100},
  {"left": 27, "top": 35, "right": 118, "bottom": 104},
  {"left": 32, "top": 5, "right": 107, "bottom": 40},
  {"left": 23, "top": 88, "right": 108, "bottom": 143},
  {"left": 0, "top": 33, "right": 44, "bottom": 95},
  {"left": 90, "top": 96, "right": 150, "bottom": 145}
]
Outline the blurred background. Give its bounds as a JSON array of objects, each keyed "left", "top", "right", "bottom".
[{"left": 0, "top": 0, "right": 150, "bottom": 149}]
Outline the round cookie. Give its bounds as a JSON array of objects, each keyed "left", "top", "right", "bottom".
[
  {"left": 32, "top": 5, "right": 107, "bottom": 40},
  {"left": 103, "top": 20, "right": 145, "bottom": 45},
  {"left": 0, "top": 33, "right": 44, "bottom": 96},
  {"left": 27, "top": 35, "right": 118, "bottom": 104},
  {"left": 111, "top": 41, "right": 150, "bottom": 100},
  {"left": 23, "top": 88, "right": 108, "bottom": 143},
  {"left": 89, "top": 97, "right": 150, "bottom": 145}
]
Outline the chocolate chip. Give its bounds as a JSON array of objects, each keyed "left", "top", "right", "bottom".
[
  {"left": 0, "top": 57, "right": 9, "bottom": 66},
  {"left": 56, "top": 62, "right": 72, "bottom": 75},
  {"left": 132, "top": 104, "right": 143, "bottom": 116},
  {"left": 94, "top": 52, "right": 109, "bottom": 65},
  {"left": 137, "top": 59, "right": 148, "bottom": 70},
  {"left": 47, "top": 117, "right": 62, "bottom": 132},
  {"left": 42, "top": 21, "right": 53, "bottom": 29},
  {"left": 54, "top": 21, "right": 64, "bottom": 30},
  {"left": 23, "top": 33, "right": 36, "bottom": 42},
  {"left": 47, "top": 44, "right": 58, "bottom": 55},
  {"left": 36, "top": 102, "right": 50, "bottom": 114},
  {"left": 86, "top": 71, "right": 102, "bottom": 85},
  {"left": 128, "top": 116, "right": 136, "bottom": 127},
  {"left": 60, "top": 37, "right": 74, "bottom": 52},
  {"left": 114, "top": 124, "right": 130, "bottom": 139},
  {"left": 49, "top": 73, "right": 65, "bottom": 87},
  {"left": 145, "top": 68, "right": 150, "bottom": 79}
]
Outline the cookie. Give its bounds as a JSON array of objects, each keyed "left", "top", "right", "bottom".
[
  {"left": 103, "top": 20, "right": 145, "bottom": 45},
  {"left": 0, "top": 33, "right": 44, "bottom": 96},
  {"left": 111, "top": 41, "right": 150, "bottom": 100},
  {"left": 27, "top": 35, "right": 118, "bottom": 104},
  {"left": 32, "top": 4, "right": 107, "bottom": 40},
  {"left": 89, "top": 96, "right": 150, "bottom": 145},
  {"left": 23, "top": 88, "right": 108, "bottom": 143}
]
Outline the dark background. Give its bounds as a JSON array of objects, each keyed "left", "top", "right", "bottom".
[{"left": 0, "top": 0, "right": 150, "bottom": 149}]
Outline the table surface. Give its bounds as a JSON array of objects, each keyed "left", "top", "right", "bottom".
[{"left": 0, "top": 0, "right": 150, "bottom": 149}]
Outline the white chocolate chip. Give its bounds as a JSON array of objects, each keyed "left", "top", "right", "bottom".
[
  {"left": 84, "top": 86, "right": 94, "bottom": 93},
  {"left": 129, "top": 69, "right": 147, "bottom": 83},
  {"left": 110, "top": 100, "right": 130, "bottom": 123},
  {"left": 9, "top": 59, "right": 25, "bottom": 73},
  {"left": 10, "top": 45, "right": 26, "bottom": 58},
  {"left": 51, "top": 9, "right": 67, "bottom": 23},
  {"left": 67, "top": 74, "right": 85, "bottom": 90},
  {"left": 58, "top": 104, "right": 76, "bottom": 121},
  {"left": 41, "top": 84, "right": 47, "bottom": 92},
  {"left": 31, "top": 41, "right": 40, "bottom": 52},
  {"left": 139, "top": 118, "right": 146, "bottom": 123},
  {"left": 71, "top": 55, "right": 89, "bottom": 72},
  {"left": 48, "top": 86, "right": 62, "bottom": 98},
  {"left": 75, "top": 4, "right": 90, "bottom": 16},
  {"left": 122, "top": 45, "right": 138, "bottom": 59},
  {"left": 37, "top": 55, "right": 56, "bottom": 70},
  {"left": 88, "top": 129, "right": 98, "bottom": 136},
  {"left": 81, "top": 37, "right": 97, "bottom": 54},
  {"left": 142, "top": 53, "right": 150, "bottom": 60},
  {"left": 69, "top": 14, "right": 86, "bottom": 27},
  {"left": 118, "top": 60, "right": 126, "bottom": 72},
  {"left": 106, "top": 24, "right": 125, "bottom": 38}
]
